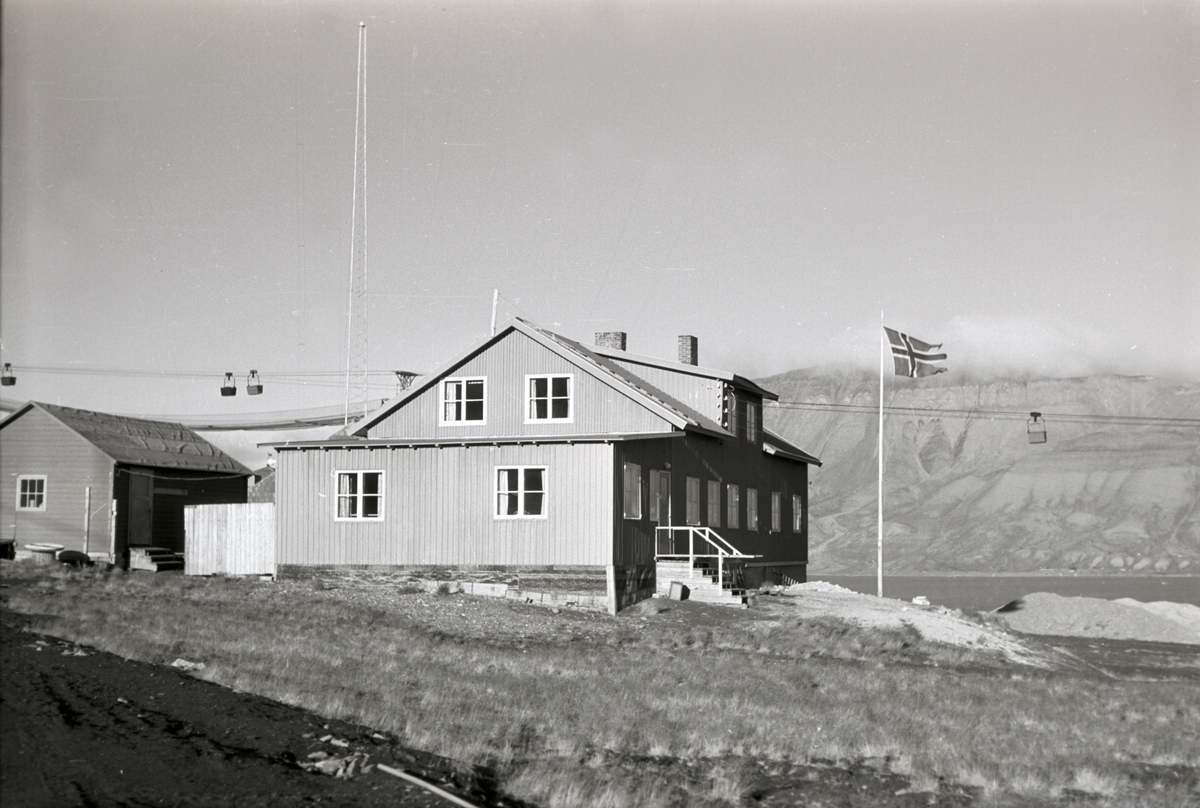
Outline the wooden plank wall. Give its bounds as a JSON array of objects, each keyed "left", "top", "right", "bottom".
[
  {"left": 615, "top": 434, "right": 809, "bottom": 570},
  {"left": 127, "top": 468, "right": 249, "bottom": 553},
  {"left": 276, "top": 442, "right": 614, "bottom": 567},
  {"left": 369, "top": 329, "right": 671, "bottom": 440},
  {"left": 0, "top": 407, "right": 114, "bottom": 553},
  {"left": 185, "top": 502, "right": 276, "bottom": 576}
]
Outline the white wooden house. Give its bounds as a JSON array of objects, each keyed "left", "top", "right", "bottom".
[{"left": 268, "top": 320, "right": 819, "bottom": 611}]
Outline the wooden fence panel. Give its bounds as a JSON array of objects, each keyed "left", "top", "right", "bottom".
[{"left": 185, "top": 503, "right": 275, "bottom": 576}]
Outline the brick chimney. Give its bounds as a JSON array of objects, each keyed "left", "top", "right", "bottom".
[
  {"left": 677, "top": 335, "right": 698, "bottom": 366},
  {"left": 595, "top": 332, "right": 627, "bottom": 351}
]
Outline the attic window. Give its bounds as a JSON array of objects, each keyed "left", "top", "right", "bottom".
[
  {"left": 526, "top": 374, "right": 572, "bottom": 422},
  {"left": 16, "top": 476, "right": 46, "bottom": 511},
  {"left": 441, "top": 377, "right": 486, "bottom": 424}
]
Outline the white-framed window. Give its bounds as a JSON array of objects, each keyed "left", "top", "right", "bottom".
[
  {"left": 771, "top": 492, "right": 781, "bottom": 533},
  {"left": 747, "top": 488, "right": 759, "bottom": 531},
  {"left": 685, "top": 477, "right": 701, "bottom": 526},
  {"left": 16, "top": 475, "right": 47, "bottom": 511},
  {"left": 526, "top": 374, "right": 573, "bottom": 422},
  {"left": 335, "top": 471, "right": 384, "bottom": 520},
  {"left": 792, "top": 494, "right": 804, "bottom": 533},
  {"left": 726, "top": 484, "right": 740, "bottom": 529},
  {"left": 495, "top": 466, "right": 547, "bottom": 519},
  {"left": 623, "top": 462, "right": 642, "bottom": 520},
  {"left": 441, "top": 377, "right": 486, "bottom": 424},
  {"left": 707, "top": 480, "right": 721, "bottom": 528}
]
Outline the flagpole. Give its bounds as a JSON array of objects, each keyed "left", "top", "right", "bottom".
[{"left": 878, "top": 311, "right": 885, "bottom": 598}]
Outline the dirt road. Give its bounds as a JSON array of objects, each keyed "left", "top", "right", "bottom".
[{"left": 0, "top": 613, "right": 514, "bottom": 808}]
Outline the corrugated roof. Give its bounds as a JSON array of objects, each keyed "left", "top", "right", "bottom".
[
  {"left": 4, "top": 402, "right": 250, "bottom": 474},
  {"left": 763, "top": 428, "right": 822, "bottom": 466},
  {"left": 587, "top": 343, "right": 779, "bottom": 401}
]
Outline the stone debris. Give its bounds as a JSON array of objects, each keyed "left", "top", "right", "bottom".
[
  {"left": 783, "top": 580, "right": 858, "bottom": 595},
  {"left": 171, "top": 658, "right": 206, "bottom": 672},
  {"left": 996, "top": 592, "right": 1200, "bottom": 645},
  {"left": 301, "top": 751, "right": 371, "bottom": 779}
]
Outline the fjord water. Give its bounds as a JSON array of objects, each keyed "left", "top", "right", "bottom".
[{"left": 813, "top": 575, "right": 1200, "bottom": 612}]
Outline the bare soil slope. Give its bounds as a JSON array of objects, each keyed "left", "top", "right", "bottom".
[{"left": 0, "top": 614, "right": 506, "bottom": 808}]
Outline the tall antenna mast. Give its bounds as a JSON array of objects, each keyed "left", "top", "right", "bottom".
[{"left": 344, "top": 22, "right": 368, "bottom": 425}]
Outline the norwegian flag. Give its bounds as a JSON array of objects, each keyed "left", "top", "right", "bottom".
[{"left": 885, "top": 327, "right": 947, "bottom": 378}]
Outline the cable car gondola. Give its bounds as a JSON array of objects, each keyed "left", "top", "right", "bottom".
[
  {"left": 1, "top": 363, "right": 14, "bottom": 386},
  {"left": 247, "top": 370, "right": 263, "bottom": 395},
  {"left": 1027, "top": 412, "right": 1047, "bottom": 444},
  {"left": 221, "top": 373, "right": 237, "bottom": 396}
]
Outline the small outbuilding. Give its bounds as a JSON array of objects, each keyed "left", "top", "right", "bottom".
[{"left": 0, "top": 402, "right": 251, "bottom": 567}]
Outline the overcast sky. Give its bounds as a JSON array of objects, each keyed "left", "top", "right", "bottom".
[{"left": 2, "top": 0, "right": 1197, "bottom": 424}]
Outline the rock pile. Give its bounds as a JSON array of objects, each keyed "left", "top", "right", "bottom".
[{"left": 996, "top": 592, "right": 1200, "bottom": 645}]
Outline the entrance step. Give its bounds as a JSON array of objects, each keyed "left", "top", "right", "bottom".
[
  {"left": 655, "top": 559, "right": 749, "bottom": 607},
  {"left": 129, "top": 546, "right": 184, "bottom": 572}
]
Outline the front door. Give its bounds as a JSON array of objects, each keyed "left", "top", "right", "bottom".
[{"left": 128, "top": 473, "right": 153, "bottom": 547}]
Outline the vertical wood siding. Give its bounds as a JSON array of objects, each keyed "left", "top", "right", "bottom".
[
  {"left": 277, "top": 442, "right": 613, "bottom": 566},
  {"left": 185, "top": 502, "right": 276, "bottom": 576},
  {"left": 615, "top": 434, "right": 809, "bottom": 568},
  {"left": 369, "top": 330, "right": 671, "bottom": 440},
  {"left": 0, "top": 408, "right": 114, "bottom": 553},
  {"left": 606, "top": 360, "right": 727, "bottom": 424}
]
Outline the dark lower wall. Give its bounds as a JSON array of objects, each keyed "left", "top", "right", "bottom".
[
  {"left": 614, "top": 434, "right": 810, "bottom": 568},
  {"left": 743, "top": 563, "right": 807, "bottom": 588},
  {"left": 277, "top": 564, "right": 609, "bottom": 594},
  {"left": 607, "top": 563, "right": 655, "bottom": 613}
]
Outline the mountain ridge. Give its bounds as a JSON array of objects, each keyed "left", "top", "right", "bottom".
[{"left": 759, "top": 370, "right": 1200, "bottom": 575}]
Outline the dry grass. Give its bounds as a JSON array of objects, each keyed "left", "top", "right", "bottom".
[{"left": 3, "top": 562, "right": 1197, "bottom": 807}]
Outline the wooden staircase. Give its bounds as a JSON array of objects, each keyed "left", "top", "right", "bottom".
[
  {"left": 129, "top": 546, "right": 184, "bottom": 572},
  {"left": 655, "top": 558, "right": 750, "bottom": 607}
]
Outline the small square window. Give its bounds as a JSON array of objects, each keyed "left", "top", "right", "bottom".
[
  {"left": 527, "top": 374, "right": 572, "bottom": 422},
  {"left": 16, "top": 476, "right": 46, "bottom": 511},
  {"left": 442, "top": 377, "right": 486, "bottom": 424},
  {"left": 336, "top": 471, "right": 384, "bottom": 520}
]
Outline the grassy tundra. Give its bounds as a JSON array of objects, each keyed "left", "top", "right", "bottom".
[{"left": 2, "top": 562, "right": 1197, "bottom": 807}]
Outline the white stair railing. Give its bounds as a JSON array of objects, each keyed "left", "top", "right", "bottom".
[{"left": 655, "top": 526, "right": 758, "bottom": 592}]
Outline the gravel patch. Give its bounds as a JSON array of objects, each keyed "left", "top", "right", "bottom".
[
  {"left": 778, "top": 581, "right": 1054, "bottom": 666},
  {"left": 998, "top": 592, "right": 1200, "bottom": 645}
]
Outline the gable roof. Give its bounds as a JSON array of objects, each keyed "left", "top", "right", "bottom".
[
  {"left": 1, "top": 402, "right": 251, "bottom": 474},
  {"left": 350, "top": 319, "right": 732, "bottom": 439}
]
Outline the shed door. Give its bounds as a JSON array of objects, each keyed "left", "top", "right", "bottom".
[{"left": 128, "top": 474, "right": 153, "bottom": 546}]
